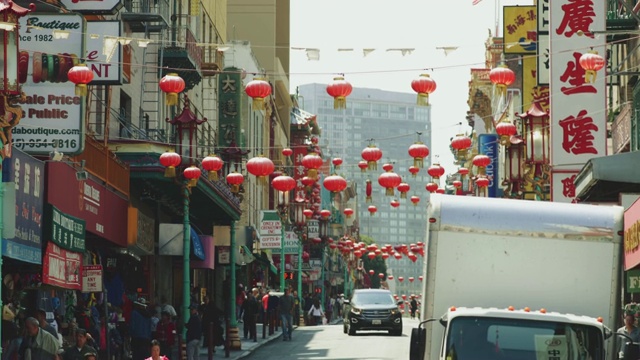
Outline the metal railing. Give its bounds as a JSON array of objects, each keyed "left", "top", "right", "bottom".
[
  {"left": 612, "top": 103, "right": 632, "bottom": 153},
  {"left": 72, "top": 136, "right": 130, "bottom": 196},
  {"left": 607, "top": 0, "right": 636, "bottom": 20},
  {"left": 123, "top": 0, "right": 170, "bottom": 16}
]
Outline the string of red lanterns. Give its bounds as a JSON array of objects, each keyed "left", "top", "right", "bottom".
[{"left": 489, "top": 64, "right": 516, "bottom": 97}]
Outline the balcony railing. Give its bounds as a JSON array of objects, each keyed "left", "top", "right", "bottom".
[
  {"left": 611, "top": 103, "right": 631, "bottom": 154},
  {"left": 607, "top": 0, "right": 637, "bottom": 30},
  {"left": 72, "top": 136, "right": 130, "bottom": 196},
  {"left": 121, "top": 0, "right": 170, "bottom": 33}
]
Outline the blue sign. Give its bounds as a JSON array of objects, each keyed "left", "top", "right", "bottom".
[
  {"left": 478, "top": 134, "right": 501, "bottom": 198},
  {"left": 190, "top": 227, "right": 205, "bottom": 261},
  {"left": 2, "top": 148, "right": 44, "bottom": 264}
]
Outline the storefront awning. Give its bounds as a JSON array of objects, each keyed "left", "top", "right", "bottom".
[
  {"left": 253, "top": 251, "right": 278, "bottom": 274},
  {"left": 575, "top": 151, "right": 640, "bottom": 203}
]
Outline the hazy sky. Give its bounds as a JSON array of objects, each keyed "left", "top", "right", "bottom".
[{"left": 290, "top": 0, "right": 532, "bottom": 175}]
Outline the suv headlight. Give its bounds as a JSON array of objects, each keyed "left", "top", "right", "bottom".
[
  {"left": 390, "top": 309, "right": 399, "bottom": 315},
  {"left": 351, "top": 307, "right": 362, "bottom": 315}
]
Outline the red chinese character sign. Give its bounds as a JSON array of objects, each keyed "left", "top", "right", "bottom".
[
  {"left": 292, "top": 146, "right": 309, "bottom": 201},
  {"left": 550, "top": 0, "right": 605, "bottom": 203}
]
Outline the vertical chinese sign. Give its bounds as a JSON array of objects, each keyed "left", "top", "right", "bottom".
[
  {"left": 550, "top": 0, "right": 606, "bottom": 203},
  {"left": 292, "top": 145, "right": 308, "bottom": 202},
  {"left": 218, "top": 67, "right": 242, "bottom": 148}
]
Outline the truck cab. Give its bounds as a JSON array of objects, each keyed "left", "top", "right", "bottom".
[{"left": 411, "top": 306, "right": 611, "bottom": 360}]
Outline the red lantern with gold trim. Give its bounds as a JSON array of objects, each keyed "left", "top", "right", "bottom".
[
  {"left": 489, "top": 64, "right": 515, "bottom": 97},
  {"left": 323, "top": 175, "right": 347, "bottom": 194},
  {"left": 408, "top": 142, "right": 429, "bottom": 168},
  {"left": 427, "top": 163, "right": 445, "bottom": 180},
  {"left": 358, "top": 161, "right": 368, "bottom": 173},
  {"left": 579, "top": 50, "right": 605, "bottom": 83},
  {"left": 368, "top": 205, "right": 377, "bottom": 216},
  {"left": 410, "top": 195, "right": 420, "bottom": 206},
  {"left": 271, "top": 175, "right": 296, "bottom": 192},
  {"left": 183, "top": 166, "right": 202, "bottom": 188},
  {"left": 332, "top": 158, "right": 343, "bottom": 169},
  {"left": 246, "top": 155, "right": 275, "bottom": 184},
  {"left": 281, "top": 148, "right": 293, "bottom": 157},
  {"left": 409, "top": 166, "right": 419, "bottom": 178},
  {"left": 397, "top": 183, "right": 410, "bottom": 199},
  {"left": 201, "top": 155, "right": 223, "bottom": 181},
  {"left": 245, "top": 77, "right": 272, "bottom": 110},
  {"left": 473, "top": 154, "right": 491, "bottom": 175},
  {"left": 378, "top": 171, "right": 402, "bottom": 196},
  {"left": 496, "top": 120, "right": 517, "bottom": 146},
  {"left": 362, "top": 145, "right": 383, "bottom": 171},
  {"left": 366, "top": 179, "right": 373, "bottom": 203},
  {"left": 390, "top": 199, "right": 400, "bottom": 208},
  {"left": 326, "top": 76, "right": 353, "bottom": 109},
  {"left": 343, "top": 208, "right": 354, "bottom": 218},
  {"left": 302, "top": 152, "right": 323, "bottom": 180},
  {"left": 425, "top": 183, "right": 438, "bottom": 193},
  {"left": 226, "top": 172, "right": 244, "bottom": 193},
  {"left": 159, "top": 150, "right": 181, "bottom": 178},
  {"left": 159, "top": 73, "right": 185, "bottom": 106},
  {"left": 411, "top": 74, "right": 437, "bottom": 106},
  {"left": 68, "top": 64, "right": 95, "bottom": 96},
  {"left": 451, "top": 134, "right": 472, "bottom": 160}
]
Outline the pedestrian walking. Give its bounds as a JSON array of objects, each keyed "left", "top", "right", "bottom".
[
  {"left": 278, "top": 289, "right": 294, "bottom": 341},
  {"left": 409, "top": 296, "right": 418, "bottom": 320},
  {"left": 618, "top": 313, "right": 640, "bottom": 359},
  {"left": 62, "top": 329, "right": 96, "bottom": 360},
  {"left": 292, "top": 290, "right": 301, "bottom": 326},
  {"left": 241, "top": 288, "right": 259, "bottom": 341},
  {"left": 129, "top": 298, "right": 152, "bottom": 360},
  {"left": 145, "top": 340, "right": 169, "bottom": 360},
  {"left": 19, "top": 317, "right": 60, "bottom": 360},
  {"left": 154, "top": 312, "right": 175, "bottom": 357},
  {"left": 185, "top": 305, "right": 201, "bottom": 360},
  {"left": 307, "top": 299, "right": 324, "bottom": 326},
  {"left": 236, "top": 285, "right": 246, "bottom": 323}
]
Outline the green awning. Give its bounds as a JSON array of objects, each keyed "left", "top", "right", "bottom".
[
  {"left": 575, "top": 151, "right": 640, "bottom": 202},
  {"left": 269, "top": 263, "right": 278, "bottom": 275},
  {"left": 253, "top": 251, "right": 278, "bottom": 274}
]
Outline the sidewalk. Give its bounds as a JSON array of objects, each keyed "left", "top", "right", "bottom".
[{"left": 197, "top": 322, "right": 287, "bottom": 360}]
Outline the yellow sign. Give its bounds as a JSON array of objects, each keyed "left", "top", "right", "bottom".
[
  {"left": 503, "top": 6, "right": 537, "bottom": 54},
  {"left": 522, "top": 55, "right": 537, "bottom": 111}
]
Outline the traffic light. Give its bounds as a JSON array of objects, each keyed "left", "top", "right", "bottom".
[{"left": 284, "top": 272, "right": 294, "bottom": 280}]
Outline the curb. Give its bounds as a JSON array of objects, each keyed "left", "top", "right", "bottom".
[{"left": 235, "top": 326, "right": 298, "bottom": 360}]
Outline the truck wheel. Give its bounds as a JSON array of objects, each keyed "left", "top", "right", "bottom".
[{"left": 410, "top": 328, "right": 425, "bottom": 360}]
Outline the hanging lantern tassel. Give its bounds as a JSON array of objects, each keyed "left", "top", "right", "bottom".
[
  {"left": 385, "top": 187, "right": 394, "bottom": 197},
  {"left": 366, "top": 194, "right": 373, "bottom": 203},
  {"left": 400, "top": 192, "right": 407, "bottom": 200},
  {"left": 308, "top": 168, "right": 318, "bottom": 180},
  {"left": 75, "top": 84, "right": 88, "bottom": 96},
  {"left": 231, "top": 184, "right": 240, "bottom": 193},
  {"left": 207, "top": 170, "right": 218, "bottom": 181},
  {"left": 334, "top": 96, "right": 347, "bottom": 109},
  {"left": 416, "top": 93, "right": 429, "bottom": 106},
  {"left": 252, "top": 97, "right": 266, "bottom": 110},
  {"left": 188, "top": 177, "right": 198, "bottom": 188},
  {"left": 164, "top": 166, "right": 176, "bottom": 178},
  {"left": 165, "top": 92, "right": 179, "bottom": 106},
  {"left": 414, "top": 157, "right": 423, "bottom": 168},
  {"left": 368, "top": 161, "right": 377, "bottom": 171},
  {"left": 584, "top": 70, "right": 596, "bottom": 84},
  {"left": 496, "top": 84, "right": 507, "bottom": 98},
  {"left": 258, "top": 175, "right": 268, "bottom": 185}
]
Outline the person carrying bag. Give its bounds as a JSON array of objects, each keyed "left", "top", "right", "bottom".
[{"left": 307, "top": 299, "right": 324, "bottom": 326}]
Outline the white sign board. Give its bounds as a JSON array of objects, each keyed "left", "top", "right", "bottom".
[
  {"left": 549, "top": 0, "right": 606, "bottom": 168},
  {"left": 551, "top": 170, "right": 579, "bottom": 203},
  {"left": 259, "top": 210, "right": 282, "bottom": 235},
  {"left": 536, "top": 33, "right": 549, "bottom": 86},
  {"left": 258, "top": 234, "right": 281, "bottom": 249},
  {"left": 86, "top": 21, "right": 122, "bottom": 84},
  {"left": 534, "top": 335, "right": 567, "bottom": 360},
  {"left": 81, "top": 265, "right": 102, "bottom": 292},
  {"left": 284, "top": 231, "right": 300, "bottom": 254},
  {"left": 307, "top": 220, "right": 319, "bottom": 239},
  {"left": 15, "top": 14, "right": 85, "bottom": 155}
]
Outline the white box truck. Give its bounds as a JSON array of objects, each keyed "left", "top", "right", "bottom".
[{"left": 410, "top": 195, "right": 625, "bottom": 360}]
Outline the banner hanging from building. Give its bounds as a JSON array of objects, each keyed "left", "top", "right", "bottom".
[
  {"left": 217, "top": 67, "right": 243, "bottom": 149},
  {"left": 478, "top": 134, "right": 500, "bottom": 198},
  {"left": 3, "top": 149, "right": 44, "bottom": 264},
  {"left": 503, "top": 6, "right": 537, "bottom": 54},
  {"left": 43, "top": 242, "right": 82, "bottom": 290}
]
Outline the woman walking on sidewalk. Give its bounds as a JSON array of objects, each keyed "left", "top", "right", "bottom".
[{"left": 307, "top": 299, "right": 324, "bottom": 326}]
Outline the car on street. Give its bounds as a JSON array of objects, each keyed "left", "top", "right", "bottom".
[{"left": 343, "top": 288, "right": 403, "bottom": 336}]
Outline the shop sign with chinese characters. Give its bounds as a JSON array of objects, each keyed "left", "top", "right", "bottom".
[
  {"left": 550, "top": 0, "right": 606, "bottom": 202},
  {"left": 551, "top": 171, "right": 579, "bottom": 203},
  {"left": 217, "top": 67, "right": 242, "bottom": 148},
  {"left": 81, "top": 265, "right": 102, "bottom": 293},
  {"left": 43, "top": 242, "right": 82, "bottom": 290},
  {"left": 503, "top": 6, "right": 537, "bottom": 54},
  {"left": 47, "top": 204, "right": 86, "bottom": 253},
  {"left": 292, "top": 145, "right": 308, "bottom": 201}
]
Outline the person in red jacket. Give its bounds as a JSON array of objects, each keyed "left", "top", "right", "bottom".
[{"left": 154, "top": 312, "right": 175, "bottom": 357}]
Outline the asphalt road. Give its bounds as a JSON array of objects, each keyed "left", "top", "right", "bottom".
[{"left": 241, "top": 317, "right": 419, "bottom": 360}]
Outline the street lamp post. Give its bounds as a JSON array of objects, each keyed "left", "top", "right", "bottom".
[
  {"left": 293, "top": 200, "right": 307, "bottom": 325},
  {"left": 318, "top": 214, "right": 329, "bottom": 314},
  {"left": 166, "top": 97, "right": 205, "bottom": 339}
]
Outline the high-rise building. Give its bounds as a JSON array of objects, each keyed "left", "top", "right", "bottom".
[{"left": 297, "top": 84, "right": 432, "bottom": 297}]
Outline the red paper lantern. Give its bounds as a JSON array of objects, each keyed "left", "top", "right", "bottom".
[
  {"left": 329, "top": 243, "right": 337, "bottom": 250},
  {"left": 369, "top": 269, "right": 374, "bottom": 276},
  {"left": 378, "top": 273, "right": 385, "bottom": 279},
  {"left": 409, "top": 166, "right": 420, "bottom": 178},
  {"left": 496, "top": 120, "right": 517, "bottom": 146},
  {"left": 411, "top": 73, "right": 437, "bottom": 106},
  {"left": 332, "top": 158, "right": 343, "bottom": 169},
  {"left": 410, "top": 195, "right": 420, "bottom": 206},
  {"left": 358, "top": 161, "right": 368, "bottom": 173},
  {"left": 382, "top": 253, "right": 389, "bottom": 260},
  {"left": 201, "top": 155, "right": 223, "bottom": 181},
  {"left": 489, "top": 64, "right": 515, "bottom": 97},
  {"left": 312, "top": 237, "right": 322, "bottom": 244},
  {"left": 382, "top": 163, "right": 394, "bottom": 172},
  {"left": 68, "top": 64, "right": 94, "bottom": 96},
  {"left": 303, "top": 209, "right": 313, "bottom": 219},
  {"left": 301, "top": 176, "right": 315, "bottom": 189},
  {"left": 425, "top": 182, "right": 438, "bottom": 193},
  {"left": 394, "top": 252, "right": 402, "bottom": 260},
  {"left": 397, "top": 183, "right": 410, "bottom": 199},
  {"left": 458, "top": 167, "right": 469, "bottom": 176},
  {"left": 245, "top": 77, "right": 272, "bottom": 110},
  {"left": 388, "top": 275, "right": 394, "bottom": 281},
  {"left": 159, "top": 150, "right": 181, "bottom": 178},
  {"left": 361, "top": 145, "right": 383, "bottom": 171},
  {"left": 451, "top": 134, "right": 472, "bottom": 160},
  {"left": 409, "top": 277, "right": 414, "bottom": 283},
  {"left": 326, "top": 76, "right": 353, "bottom": 109},
  {"left": 390, "top": 199, "right": 400, "bottom": 208},
  {"left": 398, "top": 276, "right": 404, "bottom": 283},
  {"left": 453, "top": 180, "right": 462, "bottom": 188},
  {"left": 302, "top": 152, "right": 323, "bottom": 179},
  {"left": 579, "top": 50, "right": 605, "bottom": 83},
  {"left": 271, "top": 175, "right": 296, "bottom": 192},
  {"left": 343, "top": 208, "right": 354, "bottom": 218},
  {"left": 368, "top": 205, "right": 377, "bottom": 216},
  {"left": 366, "top": 179, "right": 373, "bottom": 203},
  {"left": 158, "top": 73, "right": 185, "bottom": 106},
  {"left": 320, "top": 209, "right": 331, "bottom": 219},
  {"left": 473, "top": 154, "right": 491, "bottom": 175},
  {"left": 282, "top": 148, "right": 293, "bottom": 157},
  {"left": 323, "top": 175, "right": 347, "bottom": 193},
  {"left": 476, "top": 176, "right": 490, "bottom": 188},
  {"left": 378, "top": 171, "right": 402, "bottom": 196},
  {"left": 354, "top": 250, "right": 362, "bottom": 258},
  {"left": 367, "top": 251, "right": 376, "bottom": 260},
  {"left": 408, "top": 142, "right": 429, "bottom": 168},
  {"left": 436, "top": 188, "right": 445, "bottom": 194},
  {"left": 183, "top": 166, "right": 202, "bottom": 187},
  {"left": 427, "top": 164, "right": 445, "bottom": 180},
  {"left": 226, "top": 172, "right": 244, "bottom": 193},
  {"left": 246, "top": 156, "right": 275, "bottom": 184},
  {"left": 418, "top": 276, "right": 423, "bottom": 282}
]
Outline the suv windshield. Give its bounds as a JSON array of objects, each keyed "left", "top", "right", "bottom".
[
  {"left": 445, "top": 316, "right": 603, "bottom": 360},
  {"left": 352, "top": 292, "right": 395, "bottom": 306}
]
